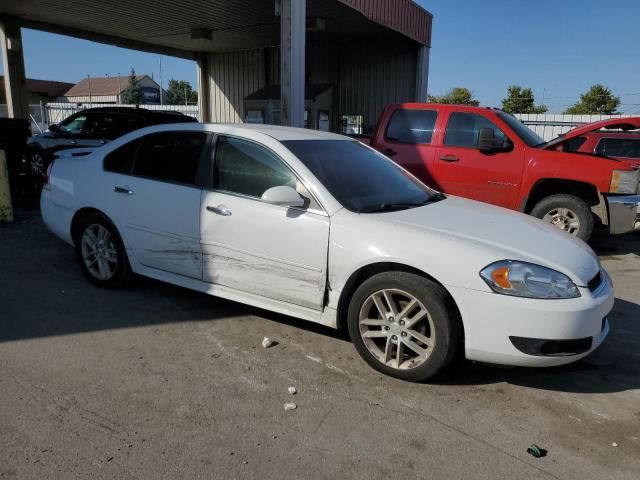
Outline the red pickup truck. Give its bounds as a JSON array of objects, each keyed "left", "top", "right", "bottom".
[{"left": 364, "top": 104, "right": 640, "bottom": 241}]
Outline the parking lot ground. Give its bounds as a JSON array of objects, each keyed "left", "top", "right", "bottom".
[{"left": 1, "top": 211, "right": 639, "bottom": 480}]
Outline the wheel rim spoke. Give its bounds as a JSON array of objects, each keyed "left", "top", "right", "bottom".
[
  {"left": 81, "top": 224, "right": 118, "bottom": 281},
  {"left": 358, "top": 288, "right": 435, "bottom": 371}
]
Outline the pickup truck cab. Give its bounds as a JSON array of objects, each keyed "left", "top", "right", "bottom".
[{"left": 368, "top": 104, "right": 640, "bottom": 241}]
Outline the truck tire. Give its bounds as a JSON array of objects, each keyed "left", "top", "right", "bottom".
[{"left": 531, "top": 194, "right": 594, "bottom": 241}]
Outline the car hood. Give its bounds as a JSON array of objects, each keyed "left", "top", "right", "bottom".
[
  {"left": 544, "top": 117, "right": 640, "bottom": 149},
  {"left": 375, "top": 196, "right": 600, "bottom": 286}
]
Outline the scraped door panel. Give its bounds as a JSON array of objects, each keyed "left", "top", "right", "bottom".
[{"left": 200, "top": 191, "right": 329, "bottom": 311}]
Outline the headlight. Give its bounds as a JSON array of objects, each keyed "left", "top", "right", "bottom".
[
  {"left": 610, "top": 169, "right": 640, "bottom": 194},
  {"left": 480, "top": 261, "right": 580, "bottom": 299}
]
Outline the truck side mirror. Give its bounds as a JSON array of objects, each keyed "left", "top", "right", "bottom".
[
  {"left": 478, "top": 128, "right": 495, "bottom": 152},
  {"left": 48, "top": 124, "right": 59, "bottom": 134}
]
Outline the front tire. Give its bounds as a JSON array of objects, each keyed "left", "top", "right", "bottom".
[
  {"left": 75, "top": 213, "right": 132, "bottom": 289},
  {"left": 530, "top": 194, "right": 594, "bottom": 241},
  {"left": 347, "top": 271, "right": 462, "bottom": 382}
]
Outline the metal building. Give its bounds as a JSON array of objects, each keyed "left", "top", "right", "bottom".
[{"left": 1, "top": 0, "right": 432, "bottom": 133}]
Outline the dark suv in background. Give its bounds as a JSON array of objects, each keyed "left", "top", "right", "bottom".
[{"left": 27, "top": 106, "right": 197, "bottom": 177}]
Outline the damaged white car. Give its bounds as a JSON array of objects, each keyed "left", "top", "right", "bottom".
[{"left": 41, "top": 123, "right": 614, "bottom": 381}]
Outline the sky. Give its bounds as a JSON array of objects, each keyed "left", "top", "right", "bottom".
[{"left": 2, "top": 0, "right": 639, "bottom": 113}]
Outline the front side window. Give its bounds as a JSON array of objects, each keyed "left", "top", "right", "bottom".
[
  {"left": 564, "top": 136, "right": 587, "bottom": 152},
  {"left": 132, "top": 131, "right": 207, "bottom": 186},
  {"left": 213, "top": 136, "right": 297, "bottom": 198},
  {"left": 444, "top": 113, "right": 507, "bottom": 148},
  {"left": 595, "top": 137, "right": 640, "bottom": 159},
  {"left": 497, "top": 113, "right": 545, "bottom": 147},
  {"left": 283, "top": 140, "right": 436, "bottom": 213},
  {"left": 386, "top": 109, "right": 438, "bottom": 144},
  {"left": 59, "top": 115, "right": 87, "bottom": 134}
]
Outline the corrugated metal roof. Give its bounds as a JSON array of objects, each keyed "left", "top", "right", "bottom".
[
  {"left": 3, "top": 0, "right": 432, "bottom": 54},
  {"left": 336, "top": 0, "right": 432, "bottom": 46}
]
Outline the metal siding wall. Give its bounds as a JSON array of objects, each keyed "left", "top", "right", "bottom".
[
  {"left": 339, "top": 41, "right": 416, "bottom": 131},
  {"left": 207, "top": 49, "right": 265, "bottom": 123}
]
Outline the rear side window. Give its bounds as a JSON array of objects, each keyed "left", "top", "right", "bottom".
[
  {"left": 444, "top": 112, "right": 507, "bottom": 148},
  {"left": 595, "top": 137, "right": 640, "bottom": 159},
  {"left": 132, "top": 132, "right": 208, "bottom": 186},
  {"left": 213, "top": 136, "right": 297, "bottom": 198},
  {"left": 104, "top": 139, "right": 141, "bottom": 174},
  {"left": 85, "top": 113, "right": 145, "bottom": 138},
  {"left": 385, "top": 109, "right": 438, "bottom": 144}
]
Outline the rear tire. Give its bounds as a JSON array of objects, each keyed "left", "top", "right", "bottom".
[
  {"left": 74, "top": 213, "right": 132, "bottom": 289},
  {"left": 347, "top": 271, "right": 462, "bottom": 382},
  {"left": 531, "top": 194, "right": 594, "bottom": 241}
]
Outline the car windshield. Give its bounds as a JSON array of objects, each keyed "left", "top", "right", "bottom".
[
  {"left": 497, "top": 113, "right": 545, "bottom": 147},
  {"left": 282, "top": 140, "right": 439, "bottom": 213}
]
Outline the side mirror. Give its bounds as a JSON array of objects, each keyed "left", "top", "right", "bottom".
[
  {"left": 261, "top": 186, "right": 304, "bottom": 208},
  {"left": 48, "top": 124, "right": 59, "bottom": 133},
  {"left": 478, "top": 128, "right": 495, "bottom": 152}
]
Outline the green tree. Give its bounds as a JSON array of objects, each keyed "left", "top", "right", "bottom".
[
  {"left": 121, "top": 69, "right": 145, "bottom": 105},
  {"left": 166, "top": 79, "right": 198, "bottom": 105},
  {"left": 428, "top": 87, "right": 480, "bottom": 106},
  {"left": 565, "top": 84, "right": 620, "bottom": 114},
  {"left": 501, "top": 85, "right": 547, "bottom": 114}
]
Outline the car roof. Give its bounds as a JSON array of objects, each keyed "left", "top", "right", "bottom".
[
  {"left": 202, "top": 123, "right": 350, "bottom": 141},
  {"left": 76, "top": 106, "right": 187, "bottom": 117},
  {"left": 583, "top": 130, "right": 640, "bottom": 139}
]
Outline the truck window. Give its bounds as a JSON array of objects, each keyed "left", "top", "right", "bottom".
[
  {"left": 444, "top": 112, "right": 507, "bottom": 148},
  {"left": 595, "top": 137, "right": 640, "bottom": 159},
  {"left": 385, "top": 109, "right": 438, "bottom": 144}
]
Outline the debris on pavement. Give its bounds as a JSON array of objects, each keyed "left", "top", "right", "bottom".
[
  {"left": 526, "top": 445, "right": 547, "bottom": 458},
  {"left": 612, "top": 442, "right": 618, "bottom": 447},
  {"left": 288, "top": 385, "right": 297, "bottom": 395},
  {"left": 261, "top": 337, "right": 275, "bottom": 349},
  {"left": 283, "top": 402, "right": 297, "bottom": 411}
]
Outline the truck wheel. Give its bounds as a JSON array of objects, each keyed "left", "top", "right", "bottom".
[
  {"left": 347, "top": 271, "right": 462, "bottom": 382},
  {"left": 27, "top": 146, "right": 47, "bottom": 178},
  {"left": 531, "top": 194, "right": 594, "bottom": 241}
]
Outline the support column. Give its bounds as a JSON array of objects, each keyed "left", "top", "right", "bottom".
[
  {"left": 196, "top": 53, "right": 211, "bottom": 122},
  {"left": 280, "top": 0, "right": 306, "bottom": 127},
  {"left": 415, "top": 45, "right": 430, "bottom": 103},
  {"left": 0, "top": 17, "right": 29, "bottom": 119}
]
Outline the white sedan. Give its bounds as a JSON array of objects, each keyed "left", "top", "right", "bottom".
[{"left": 41, "top": 123, "right": 614, "bottom": 381}]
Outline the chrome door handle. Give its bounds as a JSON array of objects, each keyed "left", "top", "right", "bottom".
[
  {"left": 206, "top": 205, "right": 232, "bottom": 216},
  {"left": 113, "top": 186, "right": 134, "bottom": 195},
  {"left": 69, "top": 140, "right": 77, "bottom": 145}
]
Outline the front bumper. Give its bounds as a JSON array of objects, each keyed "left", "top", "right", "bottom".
[
  {"left": 447, "top": 270, "right": 614, "bottom": 367},
  {"left": 606, "top": 194, "right": 640, "bottom": 234}
]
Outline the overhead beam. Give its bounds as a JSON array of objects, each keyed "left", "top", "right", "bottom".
[
  {"left": 279, "top": 0, "right": 306, "bottom": 128},
  {"left": 0, "top": 17, "right": 29, "bottom": 119},
  {"left": 18, "top": 18, "right": 197, "bottom": 61}
]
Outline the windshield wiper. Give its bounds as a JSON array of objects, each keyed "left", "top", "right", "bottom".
[{"left": 359, "top": 195, "right": 445, "bottom": 213}]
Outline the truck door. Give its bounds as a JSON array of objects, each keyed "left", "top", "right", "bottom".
[
  {"left": 434, "top": 112, "right": 523, "bottom": 209},
  {"left": 373, "top": 108, "right": 439, "bottom": 187}
]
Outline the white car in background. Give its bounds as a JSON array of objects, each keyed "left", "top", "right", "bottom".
[{"left": 41, "top": 123, "right": 614, "bottom": 381}]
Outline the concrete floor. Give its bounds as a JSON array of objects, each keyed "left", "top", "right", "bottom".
[{"left": 1, "top": 211, "right": 639, "bottom": 479}]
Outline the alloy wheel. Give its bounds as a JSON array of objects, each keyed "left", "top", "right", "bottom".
[
  {"left": 81, "top": 224, "right": 119, "bottom": 281},
  {"left": 358, "top": 288, "right": 436, "bottom": 370},
  {"left": 542, "top": 207, "right": 581, "bottom": 235},
  {"left": 30, "top": 151, "right": 45, "bottom": 176}
]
